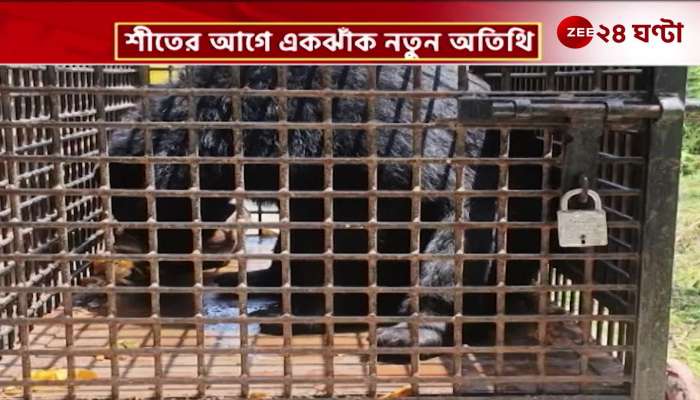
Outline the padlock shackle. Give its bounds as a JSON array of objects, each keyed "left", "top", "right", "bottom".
[{"left": 559, "top": 188, "right": 603, "bottom": 211}]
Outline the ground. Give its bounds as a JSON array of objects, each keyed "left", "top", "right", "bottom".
[
  {"left": 669, "top": 66, "right": 700, "bottom": 374},
  {"left": 670, "top": 171, "right": 700, "bottom": 373}
]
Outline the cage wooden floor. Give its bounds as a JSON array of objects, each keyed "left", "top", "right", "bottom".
[
  {"left": 0, "top": 236, "right": 629, "bottom": 398},
  {"left": 0, "top": 303, "right": 627, "bottom": 399}
]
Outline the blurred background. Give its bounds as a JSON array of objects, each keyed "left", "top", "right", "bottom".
[{"left": 671, "top": 66, "right": 700, "bottom": 373}]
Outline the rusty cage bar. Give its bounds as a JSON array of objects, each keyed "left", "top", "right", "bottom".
[{"left": 0, "top": 65, "right": 687, "bottom": 399}]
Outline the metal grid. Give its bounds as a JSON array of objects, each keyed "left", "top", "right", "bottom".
[
  {"left": 471, "top": 66, "right": 651, "bottom": 92},
  {"left": 0, "top": 65, "right": 685, "bottom": 399}
]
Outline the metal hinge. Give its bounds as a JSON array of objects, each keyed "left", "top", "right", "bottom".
[{"left": 458, "top": 94, "right": 699, "bottom": 192}]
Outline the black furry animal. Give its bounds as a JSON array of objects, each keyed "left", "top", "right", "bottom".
[{"left": 108, "top": 66, "right": 543, "bottom": 356}]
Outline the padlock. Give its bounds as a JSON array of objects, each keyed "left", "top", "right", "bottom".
[{"left": 557, "top": 188, "right": 608, "bottom": 248}]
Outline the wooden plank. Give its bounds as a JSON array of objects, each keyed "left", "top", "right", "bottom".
[{"left": 1, "top": 303, "right": 628, "bottom": 399}]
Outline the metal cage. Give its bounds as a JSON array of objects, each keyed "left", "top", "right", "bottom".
[{"left": 0, "top": 65, "right": 687, "bottom": 400}]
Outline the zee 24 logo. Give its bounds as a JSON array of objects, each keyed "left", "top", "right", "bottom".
[{"left": 556, "top": 15, "right": 683, "bottom": 49}]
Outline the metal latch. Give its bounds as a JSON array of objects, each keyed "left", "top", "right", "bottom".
[{"left": 458, "top": 94, "right": 699, "bottom": 192}]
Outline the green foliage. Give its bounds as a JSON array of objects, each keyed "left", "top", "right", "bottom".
[
  {"left": 670, "top": 67, "right": 700, "bottom": 369},
  {"left": 670, "top": 172, "right": 700, "bottom": 373},
  {"left": 682, "top": 68, "right": 700, "bottom": 172},
  {"left": 682, "top": 151, "right": 700, "bottom": 176},
  {"left": 688, "top": 67, "right": 700, "bottom": 98},
  {"left": 685, "top": 123, "right": 700, "bottom": 156}
]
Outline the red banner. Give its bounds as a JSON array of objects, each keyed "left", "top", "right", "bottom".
[
  {"left": 115, "top": 22, "right": 540, "bottom": 63},
  {"left": 0, "top": 1, "right": 697, "bottom": 65}
]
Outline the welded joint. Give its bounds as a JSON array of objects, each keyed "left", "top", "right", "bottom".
[
  {"left": 657, "top": 95, "right": 685, "bottom": 122},
  {"left": 603, "top": 98, "right": 626, "bottom": 122},
  {"left": 512, "top": 98, "right": 532, "bottom": 119}
]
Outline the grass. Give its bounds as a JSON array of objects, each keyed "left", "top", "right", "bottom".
[
  {"left": 670, "top": 172, "right": 700, "bottom": 372},
  {"left": 670, "top": 66, "right": 700, "bottom": 372}
]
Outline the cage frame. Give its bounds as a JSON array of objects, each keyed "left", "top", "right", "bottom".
[{"left": 0, "top": 65, "right": 689, "bottom": 400}]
